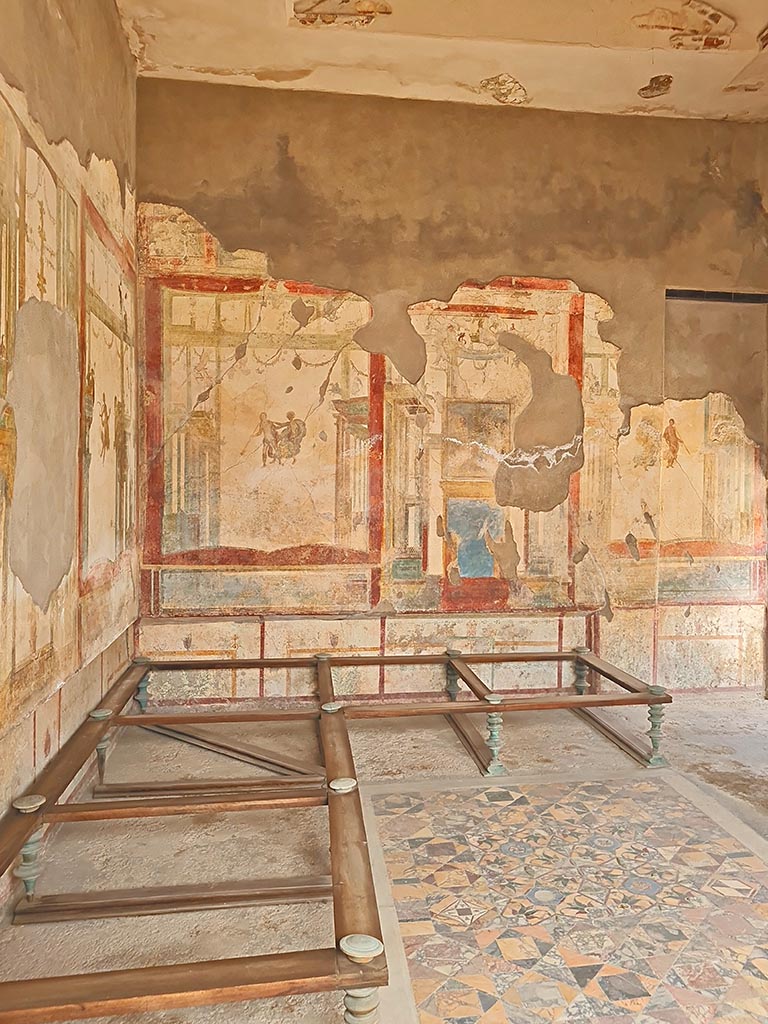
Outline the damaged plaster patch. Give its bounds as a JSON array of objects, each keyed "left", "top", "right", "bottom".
[
  {"left": 7, "top": 299, "right": 79, "bottom": 610},
  {"left": 355, "top": 289, "right": 426, "bottom": 383},
  {"left": 0, "top": 0, "right": 135, "bottom": 197},
  {"left": 633, "top": 1, "right": 735, "bottom": 49},
  {"left": 494, "top": 332, "right": 584, "bottom": 513},
  {"left": 639, "top": 75, "right": 674, "bottom": 99},
  {"left": 478, "top": 74, "right": 529, "bottom": 106}
]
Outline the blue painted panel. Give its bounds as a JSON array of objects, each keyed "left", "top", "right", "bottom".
[{"left": 446, "top": 499, "right": 504, "bottom": 579}]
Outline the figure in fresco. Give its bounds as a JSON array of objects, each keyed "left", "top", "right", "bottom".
[
  {"left": 255, "top": 412, "right": 281, "bottom": 466},
  {"left": 275, "top": 411, "right": 307, "bottom": 464},
  {"left": 632, "top": 416, "right": 661, "bottom": 470},
  {"left": 99, "top": 392, "right": 111, "bottom": 458},
  {"left": 663, "top": 417, "right": 688, "bottom": 468},
  {"left": 84, "top": 366, "right": 95, "bottom": 435},
  {"left": 0, "top": 401, "right": 16, "bottom": 501}
]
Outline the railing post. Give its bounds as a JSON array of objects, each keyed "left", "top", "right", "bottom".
[
  {"left": 12, "top": 795, "right": 46, "bottom": 901},
  {"left": 90, "top": 708, "right": 113, "bottom": 784},
  {"left": 572, "top": 647, "right": 589, "bottom": 695},
  {"left": 647, "top": 686, "right": 668, "bottom": 767},
  {"left": 134, "top": 661, "right": 151, "bottom": 713},
  {"left": 445, "top": 649, "right": 461, "bottom": 702},
  {"left": 340, "top": 935, "right": 384, "bottom": 1023},
  {"left": 484, "top": 694, "right": 506, "bottom": 776}
]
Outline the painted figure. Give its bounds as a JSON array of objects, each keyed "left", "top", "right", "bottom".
[
  {"left": 663, "top": 417, "right": 688, "bottom": 468},
  {"left": 275, "top": 411, "right": 307, "bottom": 464},
  {"left": 254, "top": 412, "right": 280, "bottom": 465},
  {"left": 99, "top": 392, "right": 111, "bottom": 458},
  {"left": 0, "top": 402, "right": 16, "bottom": 501}
]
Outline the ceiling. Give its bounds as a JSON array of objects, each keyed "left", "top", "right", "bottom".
[{"left": 116, "top": 1, "right": 768, "bottom": 120}]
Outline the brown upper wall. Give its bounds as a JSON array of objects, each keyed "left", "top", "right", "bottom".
[
  {"left": 136, "top": 79, "right": 768, "bottom": 443},
  {"left": 0, "top": 0, "right": 135, "bottom": 195}
]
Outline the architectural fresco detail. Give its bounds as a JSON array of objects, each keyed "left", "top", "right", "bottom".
[
  {"left": 477, "top": 74, "right": 529, "bottom": 105},
  {"left": 139, "top": 206, "right": 765, "bottom": 691},
  {"left": 0, "top": 77, "right": 138, "bottom": 733},
  {"left": 633, "top": 2, "right": 735, "bottom": 50},
  {"left": 292, "top": 0, "right": 392, "bottom": 27}
]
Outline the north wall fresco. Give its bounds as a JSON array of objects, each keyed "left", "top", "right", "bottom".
[
  {"left": 138, "top": 206, "right": 765, "bottom": 694},
  {"left": 0, "top": 76, "right": 138, "bottom": 741}
]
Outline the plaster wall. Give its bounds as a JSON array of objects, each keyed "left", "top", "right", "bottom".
[
  {"left": 0, "top": 2, "right": 139, "bottom": 822},
  {"left": 135, "top": 81, "right": 768, "bottom": 696}
]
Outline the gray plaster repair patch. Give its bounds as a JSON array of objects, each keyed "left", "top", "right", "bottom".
[{"left": 7, "top": 298, "right": 79, "bottom": 610}]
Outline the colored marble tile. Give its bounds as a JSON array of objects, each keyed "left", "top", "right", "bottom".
[{"left": 373, "top": 777, "right": 768, "bottom": 1022}]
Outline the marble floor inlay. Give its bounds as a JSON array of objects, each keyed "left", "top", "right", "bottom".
[{"left": 371, "top": 777, "right": 768, "bottom": 1023}]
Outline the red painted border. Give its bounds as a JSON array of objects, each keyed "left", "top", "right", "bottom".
[{"left": 142, "top": 275, "right": 385, "bottom": 581}]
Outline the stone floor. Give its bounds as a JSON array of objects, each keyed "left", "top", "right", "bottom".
[
  {"left": 370, "top": 772, "right": 768, "bottom": 1023},
  {"left": 0, "top": 690, "right": 766, "bottom": 1023}
]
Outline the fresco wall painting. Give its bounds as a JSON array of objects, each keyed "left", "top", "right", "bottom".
[
  {"left": 138, "top": 207, "right": 766, "bottom": 697},
  {"left": 0, "top": 77, "right": 138, "bottom": 807}
]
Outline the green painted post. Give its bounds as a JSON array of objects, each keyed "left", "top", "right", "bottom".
[
  {"left": 134, "top": 667, "right": 150, "bottom": 713},
  {"left": 340, "top": 935, "right": 384, "bottom": 1023},
  {"left": 445, "top": 649, "right": 461, "bottom": 702},
  {"left": 12, "top": 794, "right": 46, "bottom": 901},
  {"left": 90, "top": 708, "right": 114, "bottom": 783},
  {"left": 646, "top": 685, "right": 668, "bottom": 768},
  {"left": 572, "top": 647, "right": 589, "bottom": 695},
  {"left": 484, "top": 694, "right": 506, "bottom": 776}
]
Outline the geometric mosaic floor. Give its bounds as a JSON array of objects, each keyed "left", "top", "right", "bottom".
[{"left": 372, "top": 778, "right": 768, "bottom": 1023}]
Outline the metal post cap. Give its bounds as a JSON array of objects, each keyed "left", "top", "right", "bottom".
[
  {"left": 340, "top": 934, "right": 385, "bottom": 963},
  {"left": 316, "top": 653, "right": 331, "bottom": 660},
  {"left": 329, "top": 778, "right": 358, "bottom": 793},
  {"left": 13, "top": 794, "right": 46, "bottom": 813},
  {"left": 484, "top": 694, "right": 503, "bottom": 705},
  {"left": 445, "top": 648, "right": 461, "bottom": 657},
  {"left": 321, "top": 702, "right": 342, "bottom": 713},
  {"left": 89, "top": 708, "right": 113, "bottom": 720},
  {"left": 572, "top": 646, "right": 590, "bottom": 654}
]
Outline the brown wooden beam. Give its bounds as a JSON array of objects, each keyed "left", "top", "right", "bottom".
[
  {"left": 449, "top": 658, "right": 492, "bottom": 699},
  {"left": 142, "top": 724, "right": 325, "bottom": 777},
  {"left": 318, "top": 711, "right": 382, "bottom": 945},
  {"left": 44, "top": 788, "right": 327, "bottom": 823},
  {"left": 0, "top": 947, "right": 387, "bottom": 1024},
  {"left": 444, "top": 714, "right": 491, "bottom": 774},
  {"left": 13, "top": 876, "right": 333, "bottom": 925},
  {"left": 116, "top": 709, "right": 319, "bottom": 726},
  {"left": 577, "top": 653, "right": 647, "bottom": 693},
  {"left": 316, "top": 658, "right": 335, "bottom": 704},
  {"left": 92, "top": 776, "right": 326, "bottom": 799},
  {"left": 143, "top": 651, "right": 571, "bottom": 670},
  {"left": 344, "top": 689, "right": 670, "bottom": 719},
  {"left": 0, "top": 663, "right": 149, "bottom": 880},
  {"left": 571, "top": 707, "right": 654, "bottom": 765}
]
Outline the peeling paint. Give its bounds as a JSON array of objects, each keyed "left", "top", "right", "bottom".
[
  {"left": 0, "top": 0, "right": 135, "bottom": 198},
  {"left": 495, "top": 332, "right": 584, "bottom": 513}
]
